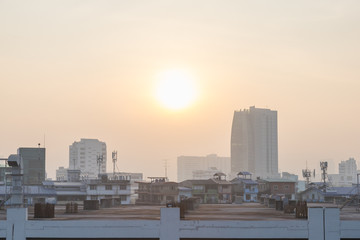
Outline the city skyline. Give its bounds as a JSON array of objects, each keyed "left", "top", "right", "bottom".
[{"left": 1, "top": 1, "right": 360, "bottom": 181}]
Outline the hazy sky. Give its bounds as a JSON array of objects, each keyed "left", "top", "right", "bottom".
[{"left": 1, "top": 1, "right": 360, "bottom": 180}]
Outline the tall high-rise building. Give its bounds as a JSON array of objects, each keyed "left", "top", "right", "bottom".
[
  {"left": 18, "top": 147, "right": 46, "bottom": 185},
  {"left": 69, "top": 139, "right": 106, "bottom": 179},
  {"left": 231, "top": 106, "right": 278, "bottom": 179}
]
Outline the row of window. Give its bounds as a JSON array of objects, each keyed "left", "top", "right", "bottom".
[
  {"left": 90, "top": 195, "right": 127, "bottom": 201},
  {"left": 89, "top": 185, "right": 127, "bottom": 190},
  {"left": 273, "top": 185, "right": 289, "bottom": 190}
]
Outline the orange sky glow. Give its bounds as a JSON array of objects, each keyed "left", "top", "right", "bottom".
[{"left": 1, "top": 1, "right": 360, "bottom": 180}]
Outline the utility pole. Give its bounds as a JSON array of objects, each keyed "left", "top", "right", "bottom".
[{"left": 163, "top": 159, "right": 168, "bottom": 180}]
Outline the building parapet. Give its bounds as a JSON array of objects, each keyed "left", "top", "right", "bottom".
[{"left": 2, "top": 207, "right": 358, "bottom": 240}]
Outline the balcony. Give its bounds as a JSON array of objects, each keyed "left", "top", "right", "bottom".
[
  {"left": 244, "top": 188, "right": 258, "bottom": 194},
  {"left": 206, "top": 189, "right": 218, "bottom": 194}
]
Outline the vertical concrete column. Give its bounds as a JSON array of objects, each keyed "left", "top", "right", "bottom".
[
  {"left": 6, "top": 208, "right": 27, "bottom": 240},
  {"left": 324, "top": 207, "right": 340, "bottom": 240},
  {"left": 308, "top": 207, "right": 324, "bottom": 240},
  {"left": 160, "top": 207, "right": 180, "bottom": 240}
]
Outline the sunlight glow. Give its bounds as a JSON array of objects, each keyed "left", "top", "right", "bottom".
[{"left": 156, "top": 69, "right": 197, "bottom": 110}]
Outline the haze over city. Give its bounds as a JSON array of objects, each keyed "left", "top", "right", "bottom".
[{"left": 1, "top": 1, "right": 360, "bottom": 181}]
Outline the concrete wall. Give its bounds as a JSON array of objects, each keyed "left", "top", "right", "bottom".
[{"left": 3, "top": 207, "right": 360, "bottom": 240}]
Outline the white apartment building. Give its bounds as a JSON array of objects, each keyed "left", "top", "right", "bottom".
[
  {"left": 328, "top": 158, "right": 358, "bottom": 187},
  {"left": 339, "top": 158, "right": 357, "bottom": 184},
  {"left": 56, "top": 166, "right": 68, "bottom": 181},
  {"left": 69, "top": 139, "right": 107, "bottom": 179},
  {"left": 177, "top": 154, "right": 230, "bottom": 182}
]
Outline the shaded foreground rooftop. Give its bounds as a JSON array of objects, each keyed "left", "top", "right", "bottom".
[{"left": 1, "top": 203, "right": 359, "bottom": 221}]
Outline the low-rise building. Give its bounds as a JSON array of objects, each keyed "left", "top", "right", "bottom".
[
  {"left": 257, "top": 178, "right": 296, "bottom": 199},
  {"left": 298, "top": 186, "right": 360, "bottom": 204},
  {"left": 106, "top": 172, "right": 143, "bottom": 204},
  {"left": 180, "top": 173, "right": 232, "bottom": 204},
  {"left": 136, "top": 177, "right": 179, "bottom": 205},
  {"left": 56, "top": 167, "right": 68, "bottom": 181},
  {"left": 231, "top": 172, "right": 258, "bottom": 203},
  {"left": 86, "top": 174, "right": 131, "bottom": 205},
  {"left": 42, "top": 176, "right": 132, "bottom": 205},
  {"left": 0, "top": 185, "right": 56, "bottom": 206},
  {"left": 43, "top": 181, "right": 87, "bottom": 203}
]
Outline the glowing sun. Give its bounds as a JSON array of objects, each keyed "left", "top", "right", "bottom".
[{"left": 155, "top": 69, "right": 197, "bottom": 110}]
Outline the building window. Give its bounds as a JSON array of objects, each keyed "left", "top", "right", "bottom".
[
  {"left": 120, "top": 185, "right": 127, "bottom": 190},
  {"left": 120, "top": 195, "right": 127, "bottom": 201},
  {"left": 105, "top": 185, "right": 112, "bottom": 190},
  {"left": 284, "top": 185, "right": 289, "bottom": 189},
  {"left": 273, "top": 185, "right": 278, "bottom": 190},
  {"left": 90, "top": 185, "right": 97, "bottom": 190}
]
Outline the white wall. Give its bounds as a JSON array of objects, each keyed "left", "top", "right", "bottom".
[{"left": 3, "top": 207, "right": 360, "bottom": 240}]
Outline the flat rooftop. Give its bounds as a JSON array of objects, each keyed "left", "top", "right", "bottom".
[{"left": 1, "top": 203, "right": 360, "bottom": 221}]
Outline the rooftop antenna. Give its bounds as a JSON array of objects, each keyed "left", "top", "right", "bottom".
[
  {"left": 112, "top": 151, "right": 117, "bottom": 177},
  {"left": 320, "top": 161, "right": 328, "bottom": 192},
  {"left": 302, "top": 161, "right": 315, "bottom": 189},
  {"left": 163, "top": 159, "right": 168, "bottom": 179},
  {"left": 97, "top": 154, "right": 104, "bottom": 179}
]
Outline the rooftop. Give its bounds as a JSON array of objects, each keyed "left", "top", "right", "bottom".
[{"left": 0, "top": 203, "right": 358, "bottom": 221}]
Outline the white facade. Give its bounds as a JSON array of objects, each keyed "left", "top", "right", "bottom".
[
  {"left": 231, "top": 106, "right": 278, "bottom": 179},
  {"left": 56, "top": 166, "right": 68, "bottom": 181},
  {"left": 177, "top": 154, "right": 230, "bottom": 182},
  {"left": 69, "top": 139, "right": 107, "bottom": 179},
  {"left": 339, "top": 157, "right": 357, "bottom": 185},
  {"left": 106, "top": 172, "right": 143, "bottom": 204},
  {"left": 329, "top": 158, "right": 358, "bottom": 187},
  {"left": 86, "top": 180, "right": 131, "bottom": 205}
]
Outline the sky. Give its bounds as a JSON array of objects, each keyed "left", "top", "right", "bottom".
[{"left": 1, "top": 0, "right": 360, "bottom": 181}]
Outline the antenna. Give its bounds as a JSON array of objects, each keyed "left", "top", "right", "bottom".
[
  {"left": 112, "top": 151, "right": 117, "bottom": 177},
  {"left": 302, "top": 161, "right": 315, "bottom": 189},
  {"left": 163, "top": 159, "right": 168, "bottom": 179},
  {"left": 97, "top": 154, "right": 104, "bottom": 179},
  {"left": 320, "top": 161, "right": 328, "bottom": 192}
]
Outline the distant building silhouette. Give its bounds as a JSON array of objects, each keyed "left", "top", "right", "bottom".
[
  {"left": 69, "top": 139, "right": 106, "bottom": 179},
  {"left": 177, "top": 154, "right": 230, "bottom": 182},
  {"left": 231, "top": 106, "right": 278, "bottom": 179}
]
